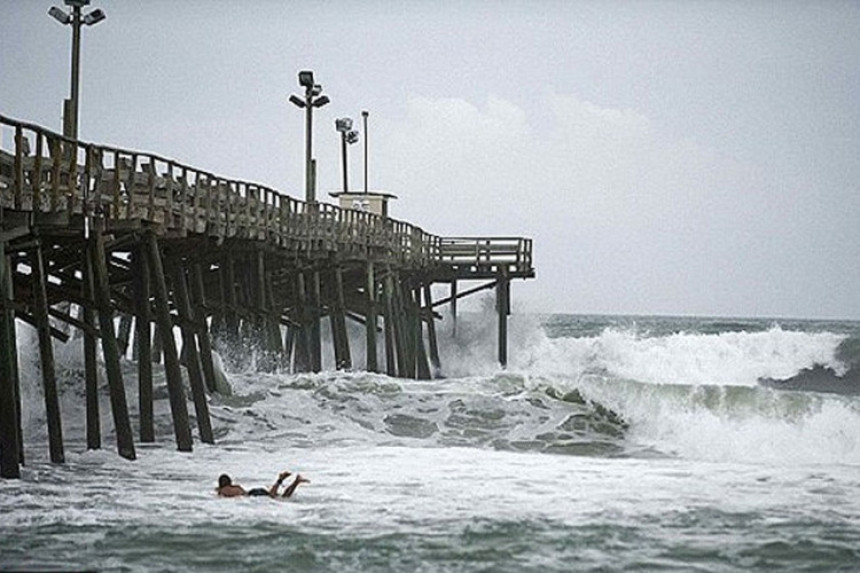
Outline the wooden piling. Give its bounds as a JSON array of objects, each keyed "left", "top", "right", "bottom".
[
  {"left": 365, "top": 261, "right": 378, "bottom": 373},
  {"left": 264, "top": 272, "right": 284, "bottom": 370},
  {"left": 390, "top": 276, "right": 409, "bottom": 378},
  {"left": 82, "top": 250, "right": 100, "bottom": 449},
  {"left": 311, "top": 270, "right": 322, "bottom": 372},
  {"left": 30, "top": 241, "right": 65, "bottom": 463},
  {"left": 450, "top": 280, "right": 457, "bottom": 338},
  {"left": 497, "top": 270, "right": 510, "bottom": 368},
  {"left": 222, "top": 252, "right": 240, "bottom": 363},
  {"left": 382, "top": 270, "right": 396, "bottom": 376},
  {"left": 116, "top": 314, "right": 133, "bottom": 358},
  {"left": 0, "top": 240, "right": 21, "bottom": 478},
  {"left": 90, "top": 220, "right": 136, "bottom": 460},
  {"left": 413, "top": 287, "right": 432, "bottom": 380},
  {"left": 332, "top": 266, "right": 351, "bottom": 370},
  {"left": 191, "top": 263, "right": 218, "bottom": 393},
  {"left": 423, "top": 283, "right": 441, "bottom": 376},
  {"left": 146, "top": 232, "right": 193, "bottom": 452},
  {"left": 132, "top": 244, "right": 154, "bottom": 442},
  {"left": 172, "top": 265, "right": 214, "bottom": 444},
  {"left": 294, "top": 272, "right": 310, "bottom": 373},
  {"left": 254, "top": 250, "right": 272, "bottom": 372}
]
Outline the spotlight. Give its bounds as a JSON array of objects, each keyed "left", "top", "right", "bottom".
[
  {"left": 83, "top": 8, "right": 105, "bottom": 25},
  {"left": 48, "top": 6, "right": 71, "bottom": 25},
  {"left": 335, "top": 118, "right": 353, "bottom": 132},
  {"left": 298, "top": 70, "right": 315, "bottom": 88}
]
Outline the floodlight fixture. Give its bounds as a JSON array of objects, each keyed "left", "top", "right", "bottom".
[
  {"left": 335, "top": 118, "right": 353, "bottom": 132},
  {"left": 49, "top": 0, "right": 106, "bottom": 140},
  {"left": 298, "top": 70, "right": 315, "bottom": 88},
  {"left": 346, "top": 131, "right": 359, "bottom": 145},
  {"left": 49, "top": 6, "right": 72, "bottom": 24},
  {"left": 83, "top": 8, "right": 105, "bottom": 25},
  {"left": 290, "top": 70, "right": 330, "bottom": 204}
]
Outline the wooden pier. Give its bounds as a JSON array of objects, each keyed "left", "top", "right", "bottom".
[{"left": 0, "top": 113, "right": 534, "bottom": 478}]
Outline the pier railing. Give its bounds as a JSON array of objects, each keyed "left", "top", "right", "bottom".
[
  {"left": 0, "top": 114, "right": 530, "bottom": 273},
  {"left": 438, "top": 237, "right": 533, "bottom": 276}
]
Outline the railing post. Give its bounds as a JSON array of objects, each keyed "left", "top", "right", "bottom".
[{"left": 13, "top": 126, "right": 24, "bottom": 209}]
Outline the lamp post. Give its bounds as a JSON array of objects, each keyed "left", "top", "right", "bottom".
[
  {"left": 335, "top": 118, "right": 359, "bottom": 193},
  {"left": 49, "top": 0, "right": 106, "bottom": 140},
  {"left": 362, "top": 110, "right": 369, "bottom": 194},
  {"left": 289, "top": 70, "right": 330, "bottom": 204}
]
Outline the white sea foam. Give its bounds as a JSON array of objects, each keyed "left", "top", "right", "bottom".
[{"left": 506, "top": 321, "right": 847, "bottom": 387}]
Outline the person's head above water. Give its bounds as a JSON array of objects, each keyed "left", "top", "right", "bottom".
[{"left": 218, "top": 474, "right": 232, "bottom": 489}]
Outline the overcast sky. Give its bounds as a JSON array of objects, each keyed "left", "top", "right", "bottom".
[{"left": 2, "top": 1, "right": 859, "bottom": 319}]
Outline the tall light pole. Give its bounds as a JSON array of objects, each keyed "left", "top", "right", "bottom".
[
  {"left": 49, "top": 0, "right": 106, "bottom": 140},
  {"left": 289, "top": 70, "right": 330, "bottom": 204},
  {"left": 335, "top": 118, "right": 359, "bottom": 193},
  {"left": 362, "top": 110, "right": 369, "bottom": 194}
]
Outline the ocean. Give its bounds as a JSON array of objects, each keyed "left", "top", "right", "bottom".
[{"left": 1, "top": 312, "right": 859, "bottom": 571}]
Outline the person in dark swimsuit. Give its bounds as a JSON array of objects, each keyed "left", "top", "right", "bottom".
[{"left": 216, "top": 470, "right": 309, "bottom": 498}]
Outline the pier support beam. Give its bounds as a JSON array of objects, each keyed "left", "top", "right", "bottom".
[
  {"left": 413, "top": 287, "right": 432, "bottom": 380},
  {"left": 83, "top": 246, "right": 100, "bottom": 449},
  {"left": 311, "top": 270, "right": 322, "bottom": 372},
  {"left": 221, "top": 253, "right": 240, "bottom": 366},
  {"left": 265, "top": 271, "right": 284, "bottom": 371},
  {"left": 191, "top": 263, "right": 218, "bottom": 393},
  {"left": 365, "top": 261, "right": 378, "bottom": 373},
  {"left": 173, "top": 265, "right": 214, "bottom": 444},
  {"left": 497, "top": 270, "right": 510, "bottom": 368},
  {"left": 146, "top": 232, "right": 193, "bottom": 452},
  {"left": 91, "top": 221, "right": 136, "bottom": 460},
  {"left": 30, "top": 241, "right": 64, "bottom": 463},
  {"left": 0, "top": 240, "right": 21, "bottom": 478},
  {"left": 132, "top": 244, "right": 154, "bottom": 442},
  {"left": 382, "top": 270, "right": 396, "bottom": 377},
  {"left": 294, "top": 272, "right": 310, "bottom": 373},
  {"left": 331, "top": 266, "right": 351, "bottom": 370},
  {"left": 423, "top": 283, "right": 441, "bottom": 376},
  {"left": 450, "top": 280, "right": 457, "bottom": 338}
]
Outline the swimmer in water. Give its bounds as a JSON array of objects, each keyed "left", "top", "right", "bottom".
[{"left": 216, "top": 470, "right": 309, "bottom": 498}]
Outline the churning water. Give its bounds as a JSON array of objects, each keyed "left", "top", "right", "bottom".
[{"left": 2, "top": 312, "right": 859, "bottom": 571}]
